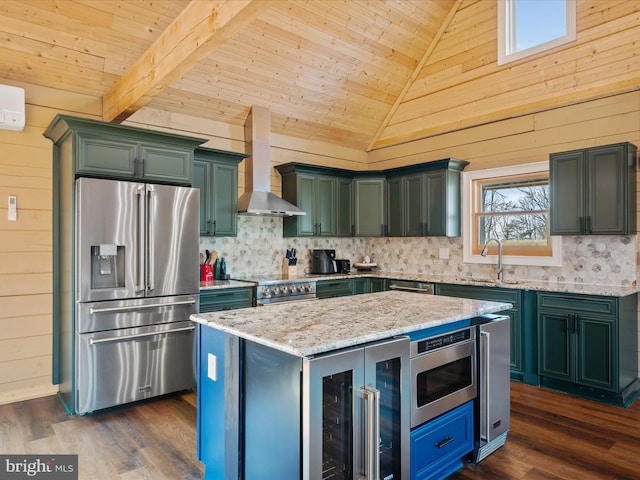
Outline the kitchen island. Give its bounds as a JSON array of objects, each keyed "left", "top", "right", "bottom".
[{"left": 191, "top": 291, "right": 511, "bottom": 480}]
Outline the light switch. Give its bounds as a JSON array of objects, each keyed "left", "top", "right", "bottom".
[{"left": 8, "top": 195, "right": 16, "bottom": 221}]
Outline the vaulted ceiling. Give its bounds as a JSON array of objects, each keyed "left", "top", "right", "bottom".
[
  {"left": 0, "top": 0, "right": 462, "bottom": 150},
  {"left": 1, "top": 1, "right": 638, "bottom": 152}
]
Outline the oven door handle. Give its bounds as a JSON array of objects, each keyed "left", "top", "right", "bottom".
[
  {"left": 88, "top": 325, "right": 195, "bottom": 345},
  {"left": 361, "top": 386, "right": 380, "bottom": 480}
]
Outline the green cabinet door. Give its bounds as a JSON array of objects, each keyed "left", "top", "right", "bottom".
[
  {"left": 336, "top": 178, "right": 353, "bottom": 236},
  {"left": 550, "top": 150, "right": 584, "bottom": 235},
  {"left": 538, "top": 311, "right": 572, "bottom": 382},
  {"left": 77, "top": 134, "right": 138, "bottom": 177},
  {"left": 316, "top": 175, "right": 337, "bottom": 236},
  {"left": 425, "top": 171, "right": 446, "bottom": 236},
  {"left": 577, "top": 316, "right": 616, "bottom": 390},
  {"left": 193, "top": 148, "right": 244, "bottom": 237},
  {"left": 141, "top": 144, "right": 193, "bottom": 184},
  {"left": 211, "top": 162, "right": 239, "bottom": 236},
  {"left": 350, "top": 278, "right": 369, "bottom": 295},
  {"left": 354, "top": 177, "right": 385, "bottom": 236},
  {"left": 193, "top": 160, "right": 211, "bottom": 235},
  {"left": 550, "top": 142, "right": 636, "bottom": 235},
  {"left": 294, "top": 173, "right": 316, "bottom": 236},
  {"left": 385, "top": 176, "right": 404, "bottom": 236},
  {"left": 404, "top": 173, "right": 425, "bottom": 236},
  {"left": 586, "top": 144, "right": 628, "bottom": 234}
]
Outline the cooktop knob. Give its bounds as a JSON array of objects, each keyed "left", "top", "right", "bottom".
[
  {"left": 272, "top": 286, "right": 280, "bottom": 295},
  {"left": 262, "top": 287, "right": 271, "bottom": 296},
  {"left": 288, "top": 285, "right": 297, "bottom": 294},
  {"left": 297, "top": 285, "right": 305, "bottom": 293},
  {"left": 305, "top": 284, "right": 313, "bottom": 292}
]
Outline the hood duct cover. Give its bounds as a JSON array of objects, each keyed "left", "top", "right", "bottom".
[{"left": 237, "top": 105, "right": 305, "bottom": 217}]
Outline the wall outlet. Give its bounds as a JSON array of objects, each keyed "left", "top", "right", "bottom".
[
  {"left": 8, "top": 195, "right": 16, "bottom": 221},
  {"left": 439, "top": 247, "right": 449, "bottom": 260}
]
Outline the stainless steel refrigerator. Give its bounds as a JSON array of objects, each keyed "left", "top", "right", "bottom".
[
  {"left": 59, "top": 177, "right": 200, "bottom": 414},
  {"left": 471, "top": 314, "right": 511, "bottom": 463}
]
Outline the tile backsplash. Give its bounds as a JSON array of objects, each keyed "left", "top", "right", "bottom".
[{"left": 200, "top": 216, "right": 637, "bottom": 286}]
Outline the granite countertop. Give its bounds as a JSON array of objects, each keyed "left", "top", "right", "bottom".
[
  {"left": 305, "top": 271, "right": 639, "bottom": 297},
  {"left": 191, "top": 290, "right": 511, "bottom": 357}
]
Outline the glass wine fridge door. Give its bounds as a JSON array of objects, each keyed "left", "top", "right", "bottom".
[{"left": 303, "top": 336, "right": 410, "bottom": 480}]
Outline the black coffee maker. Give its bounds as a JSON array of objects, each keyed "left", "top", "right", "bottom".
[{"left": 312, "top": 249, "right": 336, "bottom": 274}]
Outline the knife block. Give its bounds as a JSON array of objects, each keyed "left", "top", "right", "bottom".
[{"left": 282, "top": 259, "right": 297, "bottom": 278}]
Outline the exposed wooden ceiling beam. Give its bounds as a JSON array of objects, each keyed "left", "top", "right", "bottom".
[
  {"left": 366, "top": 0, "right": 464, "bottom": 152},
  {"left": 103, "top": 0, "right": 275, "bottom": 123}
]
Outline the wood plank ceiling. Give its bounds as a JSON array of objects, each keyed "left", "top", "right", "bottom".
[
  {"left": 1, "top": 1, "right": 639, "bottom": 151},
  {"left": 0, "top": 0, "right": 460, "bottom": 150}
]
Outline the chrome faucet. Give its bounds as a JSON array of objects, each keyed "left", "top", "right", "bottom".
[{"left": 481, "top": 238, "right": 503, "bottom": 281}]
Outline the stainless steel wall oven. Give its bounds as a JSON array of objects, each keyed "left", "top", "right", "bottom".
[{"left": 409, "top": 326, "right": 477, "bottom": 428}]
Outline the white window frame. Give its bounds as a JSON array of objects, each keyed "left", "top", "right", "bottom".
[
  {"left": 498, "top": 0, "right": 577, "bottom": 66},
  {"left": 462, "top": 162, "right": 563, "bottom": 267}
]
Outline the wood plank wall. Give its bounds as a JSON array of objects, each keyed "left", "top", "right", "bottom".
[
  {"left": 375, "top": 0, "right": 640, "bottom": 150},
  {"left": 0, "top": 81, "right": 100, "bottom": 405}
]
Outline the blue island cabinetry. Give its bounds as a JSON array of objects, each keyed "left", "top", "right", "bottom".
[{"left": 410, "top": 401, "right": 474, "bottom": 480}]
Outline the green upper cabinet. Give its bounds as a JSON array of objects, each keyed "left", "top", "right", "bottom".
[
  {"left": 384, "top": 159, "right": 468, "bottom": 237},
  {"left": 354, "top": 176, "right": 385, "bottom": 237},
  {"left": 550, "top": 142, "right": 637, "bottom": 235},
  {"left": 43, "top": 114, "right": 206, "bottom": 185},
  {"left": 277, "top": 163, "right": 353, "bottom": 237},
  {"left": 193, "top": 147, "right": 247, "bottom": 237}
]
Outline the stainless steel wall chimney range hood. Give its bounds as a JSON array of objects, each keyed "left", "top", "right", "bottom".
[{"left": 237, "top": 105, "right": 305, "bottom": 217}]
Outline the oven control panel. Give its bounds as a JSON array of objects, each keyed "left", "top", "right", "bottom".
[
  {"left": 256, "top": 280, "right": 317, "bottom": 305},
  {"left": 411, "top": 327, "right": 474, "bottom": 355}
]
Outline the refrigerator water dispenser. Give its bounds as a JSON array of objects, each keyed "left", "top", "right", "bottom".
[{"left": 91, "top": 244, "right": 124, "bottom": 289}]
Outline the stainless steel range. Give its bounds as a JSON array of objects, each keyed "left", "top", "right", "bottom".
[{"left": 241, "top": 275, "right": 317, "bottom": 305}]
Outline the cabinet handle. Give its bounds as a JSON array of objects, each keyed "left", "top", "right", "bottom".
[
  {"left": 213, "top": 219, "right": 216, "bottom": 235},
  {"left": 587, "top": 216, "right": 592, "bottom": 234},
  {"left": 318, "top": 222, "right": 322, "bottom": 235},
  {"left": 207, "top": 219, "right": 211, "bottom": 235},
  {"left": 435, "top": 436, "right": 454, "bottom": 449},
  {"left": 574, "top": 314, "right": 579, "bottom": 334}
]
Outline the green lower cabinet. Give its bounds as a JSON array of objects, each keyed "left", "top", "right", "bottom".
[
  {"left": 317, "top": 277, "right": 388, "bottom": 298},
  {"left": 316, "top": 279, "right": 352, "bottom": 299},
  {"left": 537, "top": 292, "right": 639, "bottom": 405},
  {"left": 200, "top": 287, "right": 255, "bottom": 312}
]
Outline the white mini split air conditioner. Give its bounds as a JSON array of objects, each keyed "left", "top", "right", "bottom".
[{"left": 0, "top": 84, "right": 25, "bottom": 131}]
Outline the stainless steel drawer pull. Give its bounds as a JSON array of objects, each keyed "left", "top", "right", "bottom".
[
  {"left": 88, "top": 325, "right": 195, "bottom": 345},
  {"left": 88, "top": 299, "right": 196, "bottom": 314},
  {"left": 435, "top": 436, "right": 454, "bottom": 449}
]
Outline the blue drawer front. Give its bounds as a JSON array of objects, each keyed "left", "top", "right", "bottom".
[{"left": 411, "top": 401, "right": 474, "bottom": 480}]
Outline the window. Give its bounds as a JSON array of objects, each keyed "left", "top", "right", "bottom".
[
  {"left": 462, "top": 162, "right": 562, "bottom": 267},
  {"left": 473, "top": 173, "right": 550, "bottom": 256},
  {"left": 498, "top": 0, "right": 577, "bottom": 65}
]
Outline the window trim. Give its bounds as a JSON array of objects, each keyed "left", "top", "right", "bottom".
[
  {"left": 498, "top": 0, "right": 577, "bottom": 66},
  {"left": 462, "top": 162, "right": 563, "bottom": 267}
]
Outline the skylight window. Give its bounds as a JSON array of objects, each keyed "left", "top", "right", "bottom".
[{"left": 498, "top": 0, "right": 576, "bottom": 65}]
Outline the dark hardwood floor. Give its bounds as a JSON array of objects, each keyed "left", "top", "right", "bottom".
[{"left": 1, "top": 382, "right": 638, "bottom": 479}]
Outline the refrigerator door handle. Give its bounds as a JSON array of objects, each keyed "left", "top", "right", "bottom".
[
  {"left": 147, "top": 185, "right": 155, "bottom": 292},
  {"left": 136, "top": 185, "right": 146, "bottom": 292},
  {"left": 481, "top": 330, "right": 491, "bottom": 442},
  {"left": 88, "top": 325, "right": 195, "bottom": 345},
  {"left": 88, "top": 298, "right": 197, "bottom": 314},
  {"left": 362, "top": 386, "right": 380, "bottom": 480}
]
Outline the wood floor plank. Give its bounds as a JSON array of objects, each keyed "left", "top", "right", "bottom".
[{"left": 0, "top": 383, "right": 638, "bottom": 479}]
